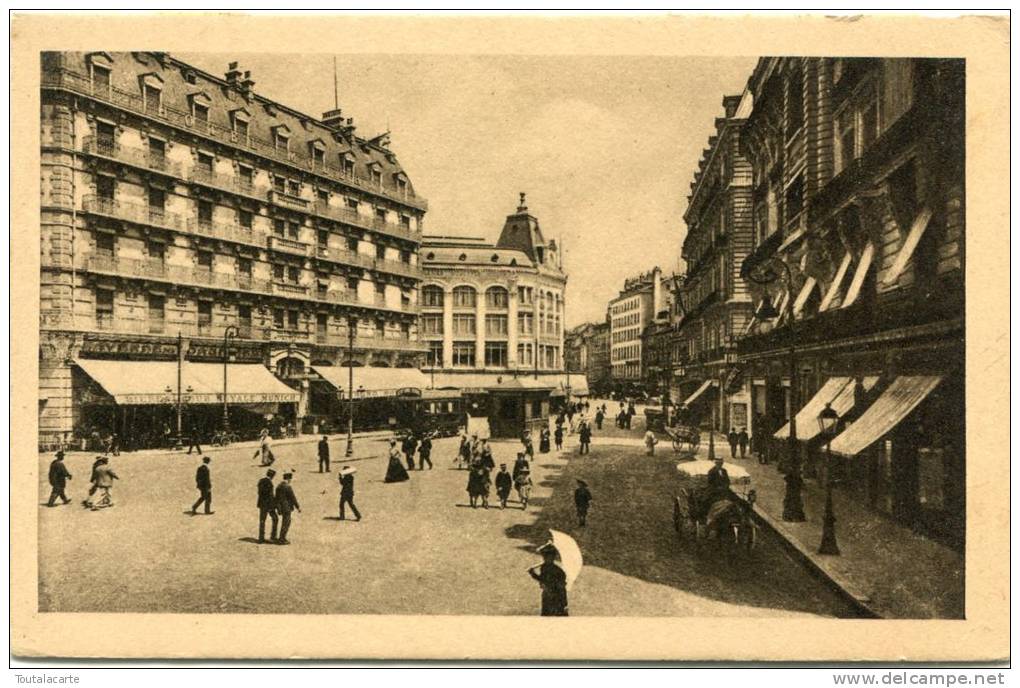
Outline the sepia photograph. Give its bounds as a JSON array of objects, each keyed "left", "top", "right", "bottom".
[{"left": 10, "top": 11, "right": 1010, "bottom": 663}]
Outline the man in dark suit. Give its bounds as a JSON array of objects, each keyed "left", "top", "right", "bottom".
[
  {"left": 275, "top": 472, "right": 300, "bottom": 545},
  {"left": 318, "top": 435, "right": 330, "bottom": 473},
  {"left": 418, "top": 433, "right": 433, "bottom": 470},
  {"left": 707, "top": 456, "right": 731, "bottom": 497},
  {"left": 191, "top": 456, "right": 212, "bottom": 515},
  {"left": 402, "top": 434, "right": 417, "bottom": 471},
  {"left": 47, "top": 451, "right": 72, "bottom": 506},
  {"left": 257, "top": 468, "right": 278, "bottom": 543},
  {"left": 338, "top": 466, "right": 361, "bottom": 521}
]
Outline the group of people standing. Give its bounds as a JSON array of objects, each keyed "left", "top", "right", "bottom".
[
  {"left": 726, "top": 427, "right": 750, "bottom": 459},
  {"left": 384, "top": 431, "right": 435, "bottom": 483}
]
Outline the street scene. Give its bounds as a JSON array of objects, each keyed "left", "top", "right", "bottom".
[{"left": 37, "top": 51, "right": 965, "bottom": 620}]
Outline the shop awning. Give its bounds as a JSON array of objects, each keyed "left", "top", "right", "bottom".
[
  {"left": 74, "top": 359, "right": 299, "bottom": 405},
  {"left": 682, "top": 379, "right": 718, "bottom": 406},
  {"left": 561, "top": 374, "right": 590, "bottom": 396},
  {"left": 430, "top": 373, "right": 563, "bottom": 393},
  {"left": 883, "top": 207, "right": 934, "bottom": 287},
  {"left": 841, "top": 242, "right": 875, "bottom": 309},
  {"left": 792, "top": 277, "right": 818, "bottom": 317},
  {"left": 829, "top": 376, "right": 942, "bottom": 458},
  {"left": 819, "top": 252, "right": 853, "bottom": 311},
  {"left": 312, "top": 365, "right": 430, "bottom": 398},
  {"left": 774, "top": 376, "right": 879, "bottom": 442}
]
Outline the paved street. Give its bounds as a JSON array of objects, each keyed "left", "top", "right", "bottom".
[{"left": 39, "top": 412, "right": 860, "bottom": 617}]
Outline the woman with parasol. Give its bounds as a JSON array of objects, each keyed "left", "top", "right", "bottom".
[{"left": 527, "top": 530, "right": 582, "bottom": 616}]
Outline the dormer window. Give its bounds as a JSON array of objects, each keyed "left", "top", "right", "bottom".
[
  {"left": 273, "top": 128, "right": 290, "bottom": 152},
  {"left": 368, "top": 163, "right": 383, "bottom": 186},
  {"left": 143, "top": 85, "right": 161, "bottom": 114},
  {"left": 341, "top": 154, "right": 355, "bottom": 177},
  {"left": 87, "top": 52, "right": 113, "bottom": 92},
  {"left": 310, "top": 142, "right": 326, "bottom": 167},
  {"left": 231, "top": 109, "right": 251, "bottom": 140},
  {"left": 193, "top": 102, "right": 209, "bottom": 124}
]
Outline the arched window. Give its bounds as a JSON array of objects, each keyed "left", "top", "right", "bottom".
[
  {"left": 422, "top": 285, "right": 444, "bottom": 308},
  {"left": 485, "top": 286, "right": 509, "bottom": 310},
  {"left": 452, "top": 286, "right": 477, "bottom": 309}
]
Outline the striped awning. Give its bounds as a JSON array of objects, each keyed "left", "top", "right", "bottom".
[
  {"left": 830, "top": 376, "right": 942, "bottom": 457},
  {"left": 74, "top": 358, "right": 299, "bottom": 405},
  {"left": 682, "top": 379, "right": 718, "bottom": 406},
  {"left": 774, "top": 376, "right": 879, "bottom": 442}
]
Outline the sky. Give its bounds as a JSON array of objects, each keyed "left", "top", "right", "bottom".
[{"left": 178, "top": 53, "right": 758, "bottom": 327}]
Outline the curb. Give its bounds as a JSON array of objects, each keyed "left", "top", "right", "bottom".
[{"left": 748, "top": 505, "right": 882, "bottom": 619}]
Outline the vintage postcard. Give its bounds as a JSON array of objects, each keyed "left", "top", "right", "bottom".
[{"left": 10, "top": 12, "right": 1010, "bottom": 661}]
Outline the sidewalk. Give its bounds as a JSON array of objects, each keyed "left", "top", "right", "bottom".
[{"left": 703, "top": 432, "right": 964, "bottom": 619}]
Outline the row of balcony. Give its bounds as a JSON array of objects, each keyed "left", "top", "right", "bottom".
[
  {"left": 44, "top": 68, "right": 428, "bottom": 211},
  {"left": 41, "top": 311, "right": 426, "bottom": 351},
  {"left": 82, "top": 254, "right": 419, "bottom": 315},
  {"left": 80, "top": 195, "right": 420, "bottom": 279}
]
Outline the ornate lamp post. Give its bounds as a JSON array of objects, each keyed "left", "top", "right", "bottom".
[
  {"left": 222, "top": 325, "right": 238, "bottom": 436},
  {"left": 746, "top": 258, "right": 806, "bottom": 522},
  {"left": 817, "top": 402, "right": 841, "bottom": 555}
]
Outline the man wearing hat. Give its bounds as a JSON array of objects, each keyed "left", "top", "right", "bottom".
[
  {"left": 574, "top": 479, "right": 593, "bottom": 526},
  {"left": 275, "top": 472, "right": 300, "bottom": 545},
  {"left": 338, "top": 466, "right": 361, "bottom": 521},
  {"left": 318, "top": 435, "right": 331, "bottom": 473},
  {"left": 191, "top": 456, "right": 213, "bottom": 515},
  {"left": 256, "top": 468, "right": 278, "bottom": 543},
  {"left": 46, "top": 450, "right": 72, "bottom": 507},
  {"left": 528, "top": 544, "right": 568, "bottom": 616},
  {"left": 494, "top": 463, "right": 513, "bottom": 509}
]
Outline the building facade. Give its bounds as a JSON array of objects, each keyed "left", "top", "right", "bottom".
[
  {"left": 419, "top": 195, "right": 568, "bottom": 386},
  {"left": 39, "top": 51, "right": 427, "bottom": 449},
  {"left": 736, "top": 57, "right": 965, "bottom": 544},
  {"left": 676, "top": 93, "right": 757, "bottom": 432},
  {"left": 607, "top": 267, "right": 669, "bottom": 390},
  {"left": 565, "top": 319, "right": 611, "bottom": 397}
]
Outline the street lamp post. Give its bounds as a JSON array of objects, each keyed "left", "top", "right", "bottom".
[
  {"left": 222, "top": 325, "right": 238, "bottom": 436},
  {"left": 345, "top": 316, "right": 356, "bottom": 458},
  {"left": 817, "top": 402, "right": 841, "bottom": 555},
  {"left": 746, "top": 258, "right": 806, "bottom": 522}
]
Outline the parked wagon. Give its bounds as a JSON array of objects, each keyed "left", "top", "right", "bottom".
[
  {"left": 664, "top": 424, "right": 701, "bottom": 456},
  {"left": 671, "top": 460, "right": 758, "bottom": 552}
]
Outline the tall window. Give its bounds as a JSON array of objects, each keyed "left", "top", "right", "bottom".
[
  {"left": 193, "top": 102, "right": 209, "bottom": 124},
  {"left": 196, "top": 250, "right": 213, "bottom": 271},
  {"left": 426, "top": 341, "right": 444, "bottom": 367},
  {"left": 485, "top": 286, "right": 509, "bottom": 309},
  {"left": 238, "top": 304, "right": 252, "bottom": 328},
  {"left": 452, "top": 342, "right": 475, "bottom": 367},
  {"left": 147, "top": 241, "right": 165, "bottom": 264},
  {"left": 238, "top": 165, "right": 254, "bottom": 188},
  {"left": 95, "top": 232, "right": 114, "bottom": 257},
  {"left": 147, "top": 294, "right": 164, "bottom": 325},
  {"left": 197, "top": 199, "right": 213, "bottom": 224},
  {"left": 197, "top": 301, "right": 213, "bottom": 330},
  {"left": 95, "top": 288, "right": 114, "bottom": 326},
  {"left": 148, "top": 137, "right": 165, "bottom": 164},
  {"left": 485, "top": 314, "right": 508, "bottom": 336},
  {"left": 517, "top": 285, "right": 533, "bottom": 304},
  {"left": 485, "top": 342, "right": 508, "bottom": 367},
  {"left": 196, "top": 152, "right": 213, "bottom": 174},
  {"left": 422, "top": 313, "right": 444, "bottom": 335},
  {"left": 238, "top": 210, "right": 253, "bottom": 230},
  {"left": 96, "top": 174, "right": 115, "bottom": 202},
  {"left": 96, "top": 120, "right": 116, "bottom": 149},
  {"left": 452, "top": 286, "right": 476, "bottom": 309},
  {"left": 452, "top": 314, "right": 476, "bottom": 336},
  {"left": 517, "top": 342, "right": 533, "bottom": 366},
  {"left": 148, "top": 187, "right": 165, "bottom": 211},
  {"left": 92, "top": 65, "right": 111, "bottom": 91},
  {"left": 422, "top": 286, "right": 444, "bottom": 307},
  {"left": 786, "top": 65, "right": 803, "bottom": 136},
  {"left": 143, "top": 84, "right": 161, "bottom": 114}
]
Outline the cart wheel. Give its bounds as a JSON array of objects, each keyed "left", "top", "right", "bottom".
[{"left": 672, "top": 497, "right": 683, "bottom": 536}]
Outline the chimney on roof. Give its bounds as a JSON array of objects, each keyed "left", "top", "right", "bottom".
[
  {"left": 722, "top": 94, "right": 742, "bottom": 118},
  {"left": 322, "top": 109, "right": 345, "bottom": 130},
  {"left": 517, "top": 192, "right": 528, "bottom": 213},
  {"left": 225, "top": 61, "right": 242, "bottom": 85},
  {"left": 241, "top": 70, "right": 256, "bottom": 94}
]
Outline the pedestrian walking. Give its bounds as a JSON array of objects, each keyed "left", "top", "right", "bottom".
[
  {"left": 727, "top": 428, "right": 739, "bottom": 459},
  {"left": 554, "top": 425, "right": 564, "bottom": 451},
  {"left": 466, "top": 464, "right": 490, "bottom": 509},
  {"left": 257, "top": 468, "right": 278, "bottom": 543},
  {"left": 274, "top": 472, "right": 300, "bottom": 545},
  {"left": 84, "top": 457, "right": 118, "bottom": 510},
  {"left": 594, "top": 408, "right": 604, "bottom": 430},
  {"left": 626, "top": 401, "right": 636, "bottom": 429},
  {"left": 46, "top": 451, "right": 72, "bottom": 506},
  {"left": 539, "top": 427, "right": 551, "bottom": 454},
  {"left": 254, "top": 428, "right": 274, "bottom": 466},
  {"left": 494, "top": 463, "right": 512, "bottom": 509},
  {"left": 528, "top": 544, "right": 568, "bottom": 616},
  {"left": 418, "top": 433, "right": 433, "bottom": 470},
  {"left": 644, "top": 429, "right": 658, "bottom": 455},
  {"left": 479, "top": 439, "right": 495, "bottom": 471},
  {"left": 457, "top": 433, "right": 472, "bottom": 469},
  {"left": 578, "top": 421, "right": 592, "bottom": 455},
  {"left": 106, "top": 432, "right": 121, "bottom": 456},
  {"left": 191, "top": 456, "right": 213, "bottom": 515},
  {"left": 318, "top": 435, "right": 331, "bottom": 473},
  {"left": 574, "top": 479, "right": 593, "bottom": 526},
  {"left": 338, "top": 466, "right": 361, "bottom": 521},
  {"left": 402, "top": 433, "right": 418, "bottom": 471},
  {"left": 738, "top": 427, "right": 749, "bottom": 459},
  {"left": 186, "top": 422, "right": 202, "bottom": 455},
  {"left": 521, "top": 432, "right": 535, "bottom": 459},
  {"left": 384, "top": 438, "right": 410, "bottom": 483}
]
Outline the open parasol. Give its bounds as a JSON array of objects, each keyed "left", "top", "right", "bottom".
[
  {"left": 547, "top": 529, "right": 583, "bottom": 590},
  {"left": 675, "top": 460, "right": 751, "bottom": 484}
]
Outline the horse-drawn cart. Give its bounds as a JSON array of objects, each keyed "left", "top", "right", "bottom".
[
  {"left": 664, "top": 425, "right": 701, "bottom": 457},
  {"left": 671, "top": 460, "right": 758, "bottom": 551}
]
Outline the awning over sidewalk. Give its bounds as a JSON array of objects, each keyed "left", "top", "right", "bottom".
[
  {"left": 430, "top": 373, "right": 564, "bottom": 393},
  {"left": 74, "top": 359, "right": 299, "bottom": 405},
  {"left": 312, "top": 365, "right": 430, "bottom": 398},
  {"left": 829, "top": 376, "right": 942, "bottom": 458},
  {"left": 774, "top": 376, "right": 879, "bottom": 442},
  {"left": 682, "top": 379, "right": 718, "bottom": 406},
  {"left": 561, "top": 374, "right": 589, "bottom": 396}
]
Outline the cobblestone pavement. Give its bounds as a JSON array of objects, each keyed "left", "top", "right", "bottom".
[{"left": 38, "top": 410, "right": 860, "bottom": 617}]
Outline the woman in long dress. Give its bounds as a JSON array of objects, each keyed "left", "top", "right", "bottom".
[
  {"left": 384, "top": 439, "right": 410, "bottom": 483},
  {"left": 466, "top": 464, "right": 489, "bottom": 508},
  {"left": 539, "top": 427, "right": 551, "bottom": 454}
]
